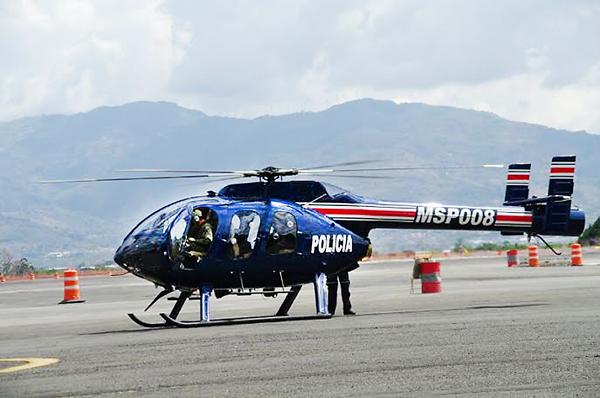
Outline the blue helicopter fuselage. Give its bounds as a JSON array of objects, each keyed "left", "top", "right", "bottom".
[{"left": 114, "top": 194, "right": 370, "bottom": 290}]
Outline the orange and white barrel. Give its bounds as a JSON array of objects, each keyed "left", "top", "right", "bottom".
[
  {"left": 420, "top": 261, "right": 442, "bottom": 293},
  {"left": 0, "top": 274, "right": 6, "bottom": 283},
  {"left": 528, "top": 245, "right": 539, "bottom": 267},
  {"left": 28, "top": 272, "right": 35, "bottom": 280},
  {"left": 506, "top": 249, "right": 519, "bottom": 267},
  {"left": 54, "top": 272, "right": 60, "bottom": 279},
  {"left": 571, "top": 243, "right": 583, "bottom": 266},
  {"left": 59, "top": 269, "right": 85, "bottom": 304}
]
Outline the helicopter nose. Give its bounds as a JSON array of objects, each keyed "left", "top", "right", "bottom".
[
  {"left": 113, "top": 244, "right": 131, "bottom": 271},
  {"left": 113, "top": 240, "right": 148, "bottom": 273},
  {"left": 113, "top": 237, "right": 171, "bottom": 287}
]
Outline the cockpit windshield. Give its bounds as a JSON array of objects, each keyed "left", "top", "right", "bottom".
[
  {"left": 122, "top": 196, "right": 206, "bottom": 245},
  {"left": 121, "top": 202, "right": 191, "bottom": 249}
]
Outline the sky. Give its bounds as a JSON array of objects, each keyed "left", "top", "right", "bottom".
[{"left": 2, "top": 0, "right": 600, "bottom": 133}]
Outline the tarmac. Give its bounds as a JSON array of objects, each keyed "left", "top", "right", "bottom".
[{"left": 1, "top": 253, "right": 600, "bottom": 397}]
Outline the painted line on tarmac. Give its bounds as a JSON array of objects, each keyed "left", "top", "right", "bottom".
[{"left": 0, "top": 358, "right": 59, "bottom": 374}]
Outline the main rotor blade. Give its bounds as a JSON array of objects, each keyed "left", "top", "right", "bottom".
[
  {"left": 313, "top": 164, "right": 505, "bottom": 173},
  {"left": 39, "top": 174, "right": 237, "bottom": 184},
  {"left": 298, "top": 159, "right": 382, "bottom": 170},
  {"left": 116, "top": 168, "right": 241, "bottom": 174},
  {"left": 299, "top": 174, "right": 393, "bottom": 179}
]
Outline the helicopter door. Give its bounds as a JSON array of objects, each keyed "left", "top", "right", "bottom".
[
  {"left": 266, "top": 211, "right": 297, "bottom": 255},
  {"left": 229, "top": 210, "right": 261, "bottom": 259}
]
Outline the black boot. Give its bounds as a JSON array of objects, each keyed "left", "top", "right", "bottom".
[
  {"left": 339, "top": 271, "right": 354, "bottom": 315},
  {"left": 327, "top": 278, "right": 338, "bottom": 315}
]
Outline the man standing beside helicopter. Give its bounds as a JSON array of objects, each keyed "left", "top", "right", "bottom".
[{"left": 328, "top": 270, "right": 355, "bottom": 316}]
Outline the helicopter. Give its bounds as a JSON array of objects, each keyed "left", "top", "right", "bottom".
[{"left": 42, "top": 155, "right": 584, "bottom": 328}]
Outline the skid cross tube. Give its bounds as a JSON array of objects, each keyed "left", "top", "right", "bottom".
[
  {"left": 128, "top": 290, "right": 192, "bottom": 328},
  {"left": 275, "top": 285, "right": 302, "bottom": 316}
]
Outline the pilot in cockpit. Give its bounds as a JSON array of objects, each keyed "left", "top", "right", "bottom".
[{"left": 186, "top": 209, "right": 213, "bottom": 259}]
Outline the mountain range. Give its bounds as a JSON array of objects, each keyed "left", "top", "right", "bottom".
[{"left": 1, "top": 99, "right": 599, "bottom": 267}]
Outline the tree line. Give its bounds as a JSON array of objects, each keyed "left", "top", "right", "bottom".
[
  {"left": 1, "top": 248, "right": 35, "bottom": 276},
  {"left": 579, "top": 216, "right": 600, "bottom": 246}
]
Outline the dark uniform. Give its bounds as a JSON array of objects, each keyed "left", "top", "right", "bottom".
[{"left": 327, "top": 270, "right": 355, "bottom": 315}]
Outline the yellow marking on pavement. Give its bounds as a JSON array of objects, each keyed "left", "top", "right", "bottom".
[{"left": 0, "top": 358, "right": 59, "bottom": 374}]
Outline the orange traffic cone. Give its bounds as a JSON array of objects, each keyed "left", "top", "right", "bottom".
[
  {"left": 528, "top": 245, "right": 539, "bottom": 267},
  {"left": 571, "top": 243, "right": 583, "bottom": 266},
  {"left": 59, "top": 269, "right": 85, "bottom": 304},
  {"left": 54, "top": 272, "right": 60, "bottom": 279}
]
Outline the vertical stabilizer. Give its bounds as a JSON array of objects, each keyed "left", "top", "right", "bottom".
[
  {"left": 548, "top": 155, "right": 576, "bottom": 196},
  {"left": 545, "top": 155, "right": 576, "bottom": 233},
  {"left": 504, "top": 163, "right": 531, "bottom": 203}
]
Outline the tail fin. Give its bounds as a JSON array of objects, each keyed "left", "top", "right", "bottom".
[
  {"left": 548, "top": 155, "right": 576, "bottom": 196},
  {"left": 545, "top": 155, "right": 576, "bottom": 233},
  {"left": 504, "top": 163, "right": 531, "bottom": 203},
  {"left": 500, "top": 155, "right": 583, "bottom": 236}
]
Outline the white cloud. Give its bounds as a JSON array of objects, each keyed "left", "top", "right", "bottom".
[
  {"left": 2, "top": 0, "right": 600, "bottom": 133},
  {"left": 0, "top": 0, "right": 186, "bottom": 118},
  {"left": 391, "top": 71, "right": 600, "bottom": 133}
]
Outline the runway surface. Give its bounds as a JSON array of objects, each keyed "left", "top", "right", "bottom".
[{"left": 1, "top": 253, "right": 600, "bottom": 397}]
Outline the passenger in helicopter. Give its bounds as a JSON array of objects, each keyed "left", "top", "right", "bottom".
[
  {"left": 186, "top": 209, "right": 214, "bottom": 259},
  {"left": 229, "top": 211, "right": 260, "bottom": 259}
]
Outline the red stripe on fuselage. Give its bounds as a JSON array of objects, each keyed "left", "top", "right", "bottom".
[
  {"left": 496, "top": 214, "right": 532, "bottom": 222},
  {"left": 312, "top": 207, "right": 416, "bottom": 218}
]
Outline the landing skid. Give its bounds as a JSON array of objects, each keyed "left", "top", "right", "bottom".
[
  {"left": 159, "top": 312, "right": 330, "bottom": 328},
  {"left": 127, "top": 273, "right": 331, "bottom": 328},
  {"left": 127, "top": 313, "right": 172, "bottom": 328},
  {"left": 127, "top": 290, "right": 191, "bottom": 328}
]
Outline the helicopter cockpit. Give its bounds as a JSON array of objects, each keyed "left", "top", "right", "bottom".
[{"left": 170, "top": 207, "right": 218, "bottom": 267}]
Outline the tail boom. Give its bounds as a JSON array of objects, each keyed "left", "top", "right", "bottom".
[
  {"left": 308, "top": 202, "right": 537, "bottom": 235},
  {"left": 307, "top": 155, "right": 584, "bottom": 239}
]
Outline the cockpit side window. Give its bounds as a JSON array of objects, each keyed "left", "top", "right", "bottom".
[
  {"left": 266, "top": 211, "right": 297, "bottom": 255},
  {"left": 229, "top": 210, "right": 261, "bottom": 259}
]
